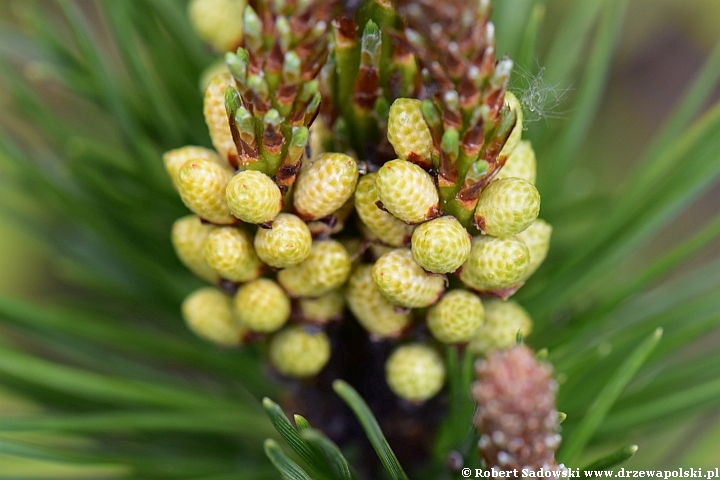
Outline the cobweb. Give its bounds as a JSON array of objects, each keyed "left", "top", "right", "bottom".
[{"left": 510, "top": 63, "right": 572, "bottom": 125}]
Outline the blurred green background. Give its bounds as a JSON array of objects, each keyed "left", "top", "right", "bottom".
[
  {"left": 1, "top": 0, "right": 720, "bottom": 476},
  {"left": 539, "top": 0, "right": 720, "bottom": 467}
]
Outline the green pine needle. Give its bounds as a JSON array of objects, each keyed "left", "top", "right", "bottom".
[
  {"left": 333, "top": 380, "right": 409, "bottom": 480},
  {"left": 581, "top": 444, "right": 638, "bottom": 472},
  {"left": 560, "top": 328, "right": 663, "bottom": 464}
]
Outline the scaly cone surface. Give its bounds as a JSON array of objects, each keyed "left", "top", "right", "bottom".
[
  {"left": 171, "top": 0, "right": 555, "bottom": 424},
  {"left": 223, "top": 0, "right": 339, "bottom": 189},
  {"left": 392, "top": 0, "right": 521, "bottom": 226},
  {"left": 472, "top": 345, "right": 562, "bottom": 474}
]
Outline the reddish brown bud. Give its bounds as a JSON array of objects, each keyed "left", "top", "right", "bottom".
[{"left": 472, "top": 345, "right": 561, "bottom": 473}]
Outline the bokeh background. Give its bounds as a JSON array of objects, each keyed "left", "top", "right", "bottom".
[{"left": 1, "top": 0, "right": 720, "bottom": 476}]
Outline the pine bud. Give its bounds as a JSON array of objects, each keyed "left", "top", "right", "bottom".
[
  {"left": 516, "top": 219, "right": 552, "bottom": 280},
  {"left": 233, "top": 278, "right": 290, "bottom": 333},
  {"left": 203, "top": 72, "right": 237, "bottom": 164},
  {"left": 277, "top": 239, "right": 351, "bottom": 297},
  {"left": 474, "top": 178, "right": 540, "bottom": 238},
  {"left": 357, "top": 221, "right": 396, "bottom": 260},
  {"left": 300, "top": 239, "right": 353, "bottom": 293},
  {"left": 498, "top": 91, "right": 523, "bottom": 160},
  {"left": 306, "top": 197, "right": 355, "bottom": 237},
  {"left": 472, "top": 345, "right": 560, "bottom": 472},
  {"left": 203, "top": 227, "right": 263, "bottom": 282},
  {"left": 411, "top": 216, "right": 471, "bottom": 273},
  {"left": 468, "top": 299, "right": 533, "bottom": 356},
  {"left": 387, "top": 98, "right": 434, "bottom": 168},
  {"left": 254, "top": 213, "right": 312, "bottom": 268},
  {"left": 293, "top": 153, "right": 359, "bottom": 221},
  {"left": 386, "top": 343, "right": 445, "bottom": 402},
  {"left": 372, "top": 249, "right": 445, "bottom": 308},
  {"left": 496, "top": 140, "right": 536, "bottom": 185},
  {"left": 171, "top": 215, "right": 219, "bottom": 283},
  {"left": 177, "top": 158, "right": 236, "bottom": 225},
  {"left": 460, "top": 236, "right": 529, "bottom": 292},
  {"left": 269, "top": 325, "right": 331, "bottom": 378},
  {"left": 188, "top": 0, "right": 245, "bottom": 52},
  {"left": 226, "top": 170, "right": 283, "bottom": 224},
  {"left": 308, "top": 119, "right": 332, "bottom": 161},
  {"left": 355, "top": 174, "right": 415, "bottom": 248},
  {"left": 276, "top": 266, "right": 308, "bottom": 298},
  {"left": 298, "top": 291, "right": 345, "bottom": 324},
  {"left": 345, "top": 264, "right": 412, "bottom": 338},
  {"left": 163, "top": 146, "right": 225, "bottom": 188},
  {"left": 375, "top": 159, "right": 440, "bottom": 224},
  {"left": 427, "top": 290, "right": 484, "bottom": 344},
  {"left": 182, "top": 287, "right": 245, "bottom": 347}
]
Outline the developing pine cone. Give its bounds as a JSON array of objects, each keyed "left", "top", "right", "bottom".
[{"left": 472, "top": 345, "right": 561, "bottom": 474}]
